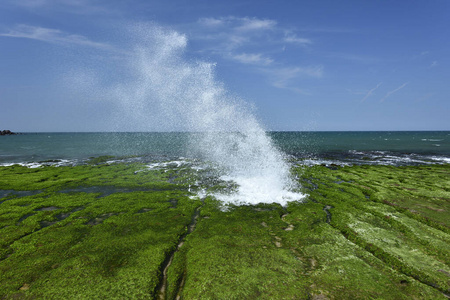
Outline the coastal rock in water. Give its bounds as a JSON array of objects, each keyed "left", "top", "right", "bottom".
[{"left": 0, "top": 130, "right": 17, "bottom": 135}]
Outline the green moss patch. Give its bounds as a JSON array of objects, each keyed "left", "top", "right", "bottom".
[{"left": 1, "top": 162, "right": 449, "bottom": 299}]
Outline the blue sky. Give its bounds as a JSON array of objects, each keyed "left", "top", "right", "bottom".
[{"left": 0, "top": 0, "right": 449, "bottom": 131}]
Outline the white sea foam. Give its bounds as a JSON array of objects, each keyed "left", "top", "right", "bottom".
[
  {"left": 146, "top": 159, "right": 191, "bottom": 170},
  {"left": 0, "top": 159, "right": 76, "bottom": 168},
  {"left": 430, "top": 156, "right": 450, "bottom": 164},
  {"left": 215, "top": 174, "right": 303, "bottom": 206},
  {"left": 296, "top": 158, "right": 350, "bottom": 167}
]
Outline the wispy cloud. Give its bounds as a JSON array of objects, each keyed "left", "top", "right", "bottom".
[
  {"left": 194, "top": 16, "right": 320, "bottom": 92},
  {"left": 195, "top": 16, "right": 312, "bottom": 50},
  {"left": 0, "top": 24, "right": 113, "bottom": 50},
  {"left": 380, "top": 82, "right": 408, "bottom": 102},
  {"left": 232, "top": 53, "right": 273, "bottom": 66},
  {"left": 296, "top": 65, "right": 324, "bottom": 78},
  {"left": 198, "top": 17, "right": 225, "bottom": 27},
  {"left": 9, "top": 0, "right": 111, "bottom": 14},
  {"left": 361, "top": 82, "right": 382, "bottom": 102},
  {"left": 429, "top": 61, "right": 438, "bottom": 68},
  {"left": 236, "top": 17, "right": 277, "bottom": 32},
  {"left": 283, "top": 33, "right": 312, "bottom": 46},
  {"left": 198, "top": 16, "right": 277, "bottom": 32},
  {"left": 269, "top": 65, "right": 323, "bottom": 94}
]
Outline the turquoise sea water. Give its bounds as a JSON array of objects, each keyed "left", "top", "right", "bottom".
[{"left": 0, "top": 131, "right": 449, "bottom": 166}]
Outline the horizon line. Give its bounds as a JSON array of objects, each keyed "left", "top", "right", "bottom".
[{"left": 4, "top": 130, "right": 450, "bottom": 134}]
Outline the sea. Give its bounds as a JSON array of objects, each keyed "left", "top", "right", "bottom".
[{"left": 1, "top": 131, "right": 449, "bottom": 167}]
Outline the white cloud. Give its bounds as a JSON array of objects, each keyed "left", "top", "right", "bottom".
[
  {"left": 198, "top": 17, "right": 225, "bottom": 27},
  {"left": 193, "top": 16, "right": 320, "bottom": 93},
  {"left": 361, "top": 82, "right": 382, "bottom": 102},
  {"left": 270, "top": 69, "right": 298, "bottom": 89},
  {"left": 298, "top": 65, "right": 324, "bottom": 78},
  {"left": 275, "top": 66, "right": 323, "bottom": 81},
  {"left": 227, "top": 34, "right": 248, "bottom": 49},
  {"left": 380, "top": 82, "right": 408, "bottom": 102},
  {"left": 232, "top": 53, "right": 273, "bottom": 66},
  {"left": 195, "top": 16, "right": 309, "bottom": 50},
  {"left": 236, "top": 17, "right": 277, "bottom": 31},
  {"left": 269, "top": 65, "right": 323, "bottom": 93},
  {"left": 0, "top": 24, "right": 113, "bottom": 50},
  {"left": 197, "top": 16, "right": 277, "bottom": 32},
  {"left": 429, "top": 61, "right": 438, "bottom": 68},
  {"left": 283, "top": 33, "right": 312, "bottom": 45}
]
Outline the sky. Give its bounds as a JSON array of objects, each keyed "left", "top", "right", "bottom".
[{"left": 0, "top": 0, "right": 449, "bottom": 132}]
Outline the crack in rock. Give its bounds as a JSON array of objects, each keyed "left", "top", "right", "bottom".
[{"left": 157, "top": 204, "right": 202, "bottom": 300}]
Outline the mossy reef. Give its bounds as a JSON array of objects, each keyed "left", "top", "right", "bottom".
[{"left": 0, "top": 161, "right": 449, "bottom": 299}]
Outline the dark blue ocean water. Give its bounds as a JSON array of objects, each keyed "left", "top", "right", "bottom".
[{"left": 0, "top": 131, "right": 449, "bottom": 167}]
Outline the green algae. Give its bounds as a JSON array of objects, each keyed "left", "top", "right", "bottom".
[
  {"left": 288, "top": 164, "right": 450, "bottom": 298},
  {"left": 0, "top": 163, "right": 201, "bottom": 299},
  {"left": 0, "top": 163, "right": 186, "bottom": 193},
  {"left": 0, "top": 162, "right": 449, "bottom": 299},
  {"left": 172, "top": 201, "right": 310, "bottom": 299},
  {"left": 0, "top": 190, "right": 201, "bottom": 298}
]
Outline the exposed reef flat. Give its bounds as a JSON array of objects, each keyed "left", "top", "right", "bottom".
[{"left": 0, "top": 162, "right": 449, "bottom": 299}]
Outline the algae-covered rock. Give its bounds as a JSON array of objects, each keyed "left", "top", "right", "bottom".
[{"left": 0, "top": 163, "right": 449, "bottom": 299}]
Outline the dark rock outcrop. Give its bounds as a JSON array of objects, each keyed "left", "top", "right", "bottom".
[{"left": 0, "top": 130, "right": 17, "bottom": 135}]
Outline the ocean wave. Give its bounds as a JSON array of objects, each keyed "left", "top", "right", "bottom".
[
  {"left": 1, "top": 151, "right": 449, "bottom": 170},
  {"left": 421, "top": 139, "right": 443, "bottom": 142},
  {"left": 0, "top": 159, "right": 77, "bottom": 168},
  {"left": 291, "top": 150, "right": 450, "bottom": 167}
]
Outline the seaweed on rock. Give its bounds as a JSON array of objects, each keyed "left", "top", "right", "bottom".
[{"left": 0, "top": 162, "right": 449, "bottom": 299}]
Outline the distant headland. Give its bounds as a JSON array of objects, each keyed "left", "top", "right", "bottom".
[{"left": 0, "top": 130, "right": 18, "bottom": 135}]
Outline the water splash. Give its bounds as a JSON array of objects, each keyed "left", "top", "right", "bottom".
[{"left": 111, "top": 24, "right": 303, "bottom": 205}]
